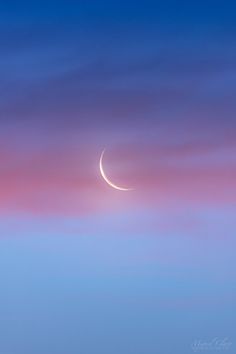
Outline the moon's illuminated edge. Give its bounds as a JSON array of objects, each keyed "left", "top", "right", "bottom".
[{"left": 99, "top": 149, "right": 133, "bottom": 191}]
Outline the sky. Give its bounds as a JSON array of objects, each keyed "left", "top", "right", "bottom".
[{"left": 0, "top": 1, "right": 235, "bottom": 354}]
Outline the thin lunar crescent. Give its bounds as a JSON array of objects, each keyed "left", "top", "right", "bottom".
[{"left": 99, "top": 149, "right": 133, "bottom": 191}]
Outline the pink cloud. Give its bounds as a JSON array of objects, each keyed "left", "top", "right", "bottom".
[{"left": 0, "top": 139, "right": 235, "bottom": 216}]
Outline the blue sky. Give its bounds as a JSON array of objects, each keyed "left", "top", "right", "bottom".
[{"left": 0, "top": 1, "right": 235, "bottom": 353}]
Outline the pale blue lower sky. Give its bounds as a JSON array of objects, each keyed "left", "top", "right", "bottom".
[{"left": 0, "top": 214, "right": 235, "bottom": 354}]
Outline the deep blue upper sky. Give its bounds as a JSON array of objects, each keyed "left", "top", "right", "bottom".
[
  {"left": 0, "top": 1, "right": 236, "bottom": 136},
  {"left": 0, "top": 1, "right": 235, "bottom": 28}
]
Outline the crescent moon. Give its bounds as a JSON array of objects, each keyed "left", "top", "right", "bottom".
[{"left": 99, "top": 149, "right": 133, "bottom": 191}]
